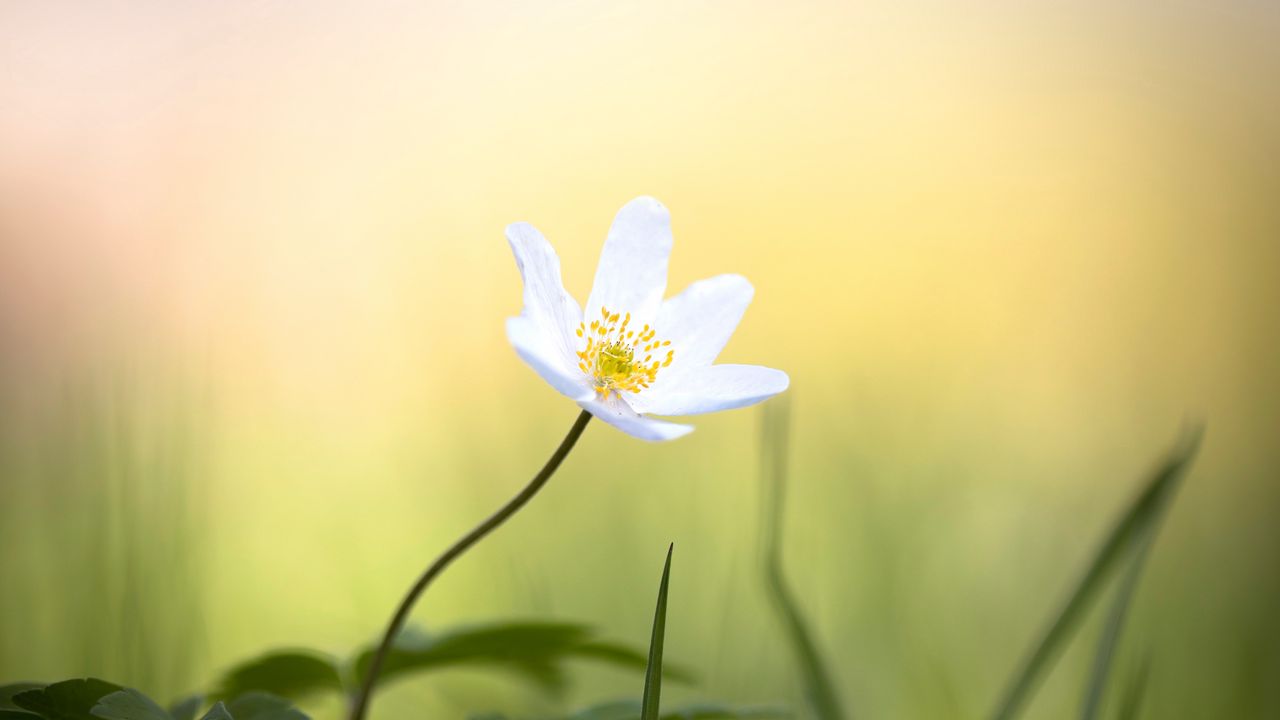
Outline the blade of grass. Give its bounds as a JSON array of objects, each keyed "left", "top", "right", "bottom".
[
  {"left": 760, "top": 397, "right": 847, "bottom": 720},
  {"left": 990, "top": 426, "right": 1202, "bottom": 720},
  {"left": 1113, "top": 654, "right": 1151, "bottom": 720},
  {"left": 1080, "top": 527, "right": 1158, "bottom": 720},
  {"left": 640, "top": 544, "right": 674, "bottom": 720}
]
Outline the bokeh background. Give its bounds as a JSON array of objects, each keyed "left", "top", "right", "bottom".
[{"left": 2, "top": 1, "right": 1278, "bottom": 718}]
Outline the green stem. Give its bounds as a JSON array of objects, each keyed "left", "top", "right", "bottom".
[{"left": 347, "top": 409, "right": 593, "bottom": 720}]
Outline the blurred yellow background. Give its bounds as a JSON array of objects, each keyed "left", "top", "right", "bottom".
[{"left": 1, "top": 1, "right": 1278, "bottom": 718}]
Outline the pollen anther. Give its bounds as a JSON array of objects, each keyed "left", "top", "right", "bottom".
[{"left": 580, "top": 305, "right": 675, "bottom": 399}]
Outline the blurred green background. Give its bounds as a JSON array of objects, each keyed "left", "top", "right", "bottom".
[{"left": 1, "top": 1, "right": 1278, "bottom": 718}]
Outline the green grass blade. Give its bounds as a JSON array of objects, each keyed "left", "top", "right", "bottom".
[
  {"left": 990, "top": 427, "right": 1202, "bottom": 720},
  {"left": 640, "top": 544, "right": 674, "bottom": 720},
  {"left": 1080, "top": 529, "right": 1159, "bottom": 720},
  {"left": 760, "top": 397, "right": 847, "bottom": 720},
  {"left": 1113, "top": 654, "right": 1151, "bottom": 720}
]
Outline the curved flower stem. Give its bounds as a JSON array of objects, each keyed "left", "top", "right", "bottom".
[{"left": 348, "top": 409, "right": 593, "bottom": 720}]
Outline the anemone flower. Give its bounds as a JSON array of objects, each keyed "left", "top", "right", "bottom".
[{"left": 507, "top": 196, "right": 789, "bottom": 440}]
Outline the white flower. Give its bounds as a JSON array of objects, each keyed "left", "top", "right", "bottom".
[{"left": 506, "top": 196, "right": 789, "bottom": 441}]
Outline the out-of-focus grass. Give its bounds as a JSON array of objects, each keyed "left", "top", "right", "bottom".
[
  {"left": 992, "top": 428, "right": 1200, "bottom": 720},
  {"left": 5, "top": 373, "right": 1270, "bottom": 720},
  {"left": 2, "top": 371, "right": 1278, "bottom": 719},
  {"left": 760, "top": 398, "right": 845, "bottom": 720},
  {"left": 0, "top": 376, "right": 208, "bottom": 702}
]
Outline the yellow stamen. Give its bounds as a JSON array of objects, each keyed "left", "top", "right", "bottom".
[{"left": 580, "top": 305, "right": 675, "bottom": 398}]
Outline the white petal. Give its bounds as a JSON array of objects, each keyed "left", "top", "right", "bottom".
[
  {"left": 584, "top": 197, "right": 673, "bottom": 329},
  {"left": 630, "top": 364, "right": 789, "bottom": 416},
  {"left": 654, "top": 274, "right": 754, "bottom": 381},
  {"left": 506, "top": 222, "right": 584, "bottom": 372},
  {"left": 507, "top": 317, "right": 595, "bottom": 401},
  {"left": 578, "top": 394, "right": 694, "bottom": 442}
]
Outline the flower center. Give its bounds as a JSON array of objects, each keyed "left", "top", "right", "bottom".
[{"left": 576, "top": 306, "right": 674, "bottom": 399}]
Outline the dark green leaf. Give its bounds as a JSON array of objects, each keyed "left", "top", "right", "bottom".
[
  {"left": 215, "top": 652, "right": 342, "bottom": 703},
  {"left": 661, "top": 706, "right": 790, "bottom": 720},
  {"left": 571, "top": 642, "right": 696, "bottom": 684},
  {"left": 562, "top": 701, "right": 789, "bottom": 720},
  {"left": 90, "top": 689, "right": 171, "bottom": 720},
  {"left": 223, "top": 693, "right": 306, "bottom": 720},
  {"left": 569, "top": 701, "right": 642, "bottom": 720},
  {"left": 197, "top": 704, "right": 232, "bottom": 720},
  {"left": 990, "top": 427, "right": 1202, "bottom": 720},
  {"left": 760, "top": 398, "right": 847, "bottom": 720},
  {"left": 167, "top": 697, "right": 202, "bottom": 720},
  {"left": 1, "top": 686, "right": 45, "bottom": 711},
  {"left": 14, "top": 679, "right": 124, "bottom": 720},
  {"left": 640, "top": 544, "right": 674, "bottom": 720},
  {"left": 0, "top": 712, "right": 43, "bottom": 720},
  {"left": 215, "top": 621, "right": 671, "bottom": 705},
  {"left": 471, "top": 701, "right": 788, "bottom": 720},
  {"left": 351, "top": 621, "right": 608, "bottom": 696}
]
